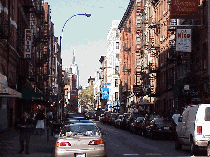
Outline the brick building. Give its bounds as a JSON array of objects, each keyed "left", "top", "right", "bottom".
[
  {"left": 0, "top": 0, "right": 62, "bottom": 131},
  {"left": 118, "top": 0, "right": 210, "bottom": 115}
]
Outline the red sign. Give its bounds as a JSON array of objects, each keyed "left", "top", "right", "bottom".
[{"left": 170, "top": 0, "right": 199, "bottom": 19}]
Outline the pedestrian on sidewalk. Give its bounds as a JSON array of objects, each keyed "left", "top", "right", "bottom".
[
  {"left": 35, "top": 109, "right": 46, "bottom": 136},
  {"left": 17, "top": 110, "right": 34, "bottom": 154}
]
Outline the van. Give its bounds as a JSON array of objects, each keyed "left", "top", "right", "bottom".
[{"left": 175, "top": 104, "right": 210, "bottom": 155}]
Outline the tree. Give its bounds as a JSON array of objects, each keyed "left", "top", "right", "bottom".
[{"left": 78, "top": 85, "right": 94, "bottom": 110}]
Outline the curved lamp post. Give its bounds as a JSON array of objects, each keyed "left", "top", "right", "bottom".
[
  {"left": 58, "top": 13, "right": 91, "bottom": 121},
  {"left": 60, "top": 13, "right": 91, "bottom": 53}
]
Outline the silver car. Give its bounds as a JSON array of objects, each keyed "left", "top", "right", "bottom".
[{"left": 55, "top": 123, "right": 106, "bottom": 157}]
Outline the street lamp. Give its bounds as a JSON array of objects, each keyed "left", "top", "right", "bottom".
[
  {"left": 60, "top": 13, "right": 91, "bottom": 53},
  {"left": 57, "top": 13, "right": 91, "bottom": 122}
]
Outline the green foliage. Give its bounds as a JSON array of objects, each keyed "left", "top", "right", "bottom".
[{"left": 78, "top": 85, "right": 94, "bottom": 108}]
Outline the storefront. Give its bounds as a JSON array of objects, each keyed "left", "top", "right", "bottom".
[{"left": 0, "top": 73, "right": 22, "bottom": 131}]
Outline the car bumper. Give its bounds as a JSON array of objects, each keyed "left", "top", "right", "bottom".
[
  {"left": 195, "top": 140, "right": 209, "bottom": 147},
  {"left": 153, "top": 130, "right": 176, "bottom": 135},
  {"left": 55, "top": 148, "right": 105, "bottom": 157}
]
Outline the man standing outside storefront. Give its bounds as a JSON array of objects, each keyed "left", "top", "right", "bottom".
[{"left": 17, "top": 110, "right": 34, "bottom": 154}]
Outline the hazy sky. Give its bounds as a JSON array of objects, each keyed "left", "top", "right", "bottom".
[{"left": 46, "top": 0, "right": 130, "bottom": 88}]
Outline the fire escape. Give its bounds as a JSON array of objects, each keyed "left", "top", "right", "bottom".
[
  {"left": 135, "top": 0, "right": 145, "bottom": 96},
  {"left": 24, "top": 0, "right": 46, "bottom": 94}
]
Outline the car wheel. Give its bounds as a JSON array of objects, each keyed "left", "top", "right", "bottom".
[
  {"left": 190, "top": 141, "right": 198, "bottom": 156},
  {"left": 207, "top": 143, "right": 210, "bottom": 157},
  {"left": 175, "top": 138, "right": 182, "bottom": 150},
  {"left": 150, "top": 131, "right": 155, "bottom": 140},
  {"left": 141, "top": 130, "right": 145, "bottom": 137}
]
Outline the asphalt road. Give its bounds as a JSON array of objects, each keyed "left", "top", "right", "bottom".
[{"left": 96, "top": 121, "right": 207, "bottom": 157}]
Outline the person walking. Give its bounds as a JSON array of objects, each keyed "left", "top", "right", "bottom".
[
  {"left": 17, "top": 110, "right": 34, "bottom": 154},
  {"left": 35, "top": 109, "right": 45, "bottom": 136}
]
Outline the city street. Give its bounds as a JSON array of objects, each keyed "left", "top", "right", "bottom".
[{"left": 96, "top": 121, "right": 206, "bottom": 157}]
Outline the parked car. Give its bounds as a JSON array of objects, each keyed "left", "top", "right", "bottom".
[
  {"left": 207, "top": 139, "right": 210, "bottom": 156},
  {"left": 175, "top": 104, "right": 210, "bottom": 156},
  {"left": 95, "top": 110, "right": 104, "bottom": 121},
  {"left": 55, "top": 122, "right": 106, "bottom": 157},
  {"left": 126, "top": 113, "right": 144, "bottom": 131},
  {"left": 146, "top": 118, "right": 176, "bottom": 140},
  {"left": 108, "top": 113, "right": 120, "bottom": 126},
  {"left": 120, "top": 113, "right": 131, "bottom": 130},
  {"left": 130, "top": 117, "right": 144, "bottom": 134},
  {"left": 85, "top": 112, "right": 96, "bottom": 120},
  {"left": 114, "top": 115, "right": 123, "bottom": 128},
  {"left": 102, "top": 111, "right": 111, "bottom": 124},
  {"left": 141, "top": 113, "right": 163, "bottom": 137}
]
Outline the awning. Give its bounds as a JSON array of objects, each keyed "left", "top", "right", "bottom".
[
  {"left": 21, "top": 87, "right": 48, "bottom": 101},
  {"left": 0, "top": 83, "right": 22, "bottom": 98}
]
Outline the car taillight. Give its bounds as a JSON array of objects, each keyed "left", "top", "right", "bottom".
[
  {"left": 56, "top": 142, "right": 71, "bottom": 147},
  {"left": 88, "top": 140, "right": 104, "bottom": 145},
  {"left": 197, "top": 126, "right": 202, "bottom": 135}
]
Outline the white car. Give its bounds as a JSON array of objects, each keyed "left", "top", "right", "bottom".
[
  {"left": 55, "top": 122, "right": 106, "bottom": 157},
  {"left": 175, "top": 104, "right": 210, "bottom": 156}
]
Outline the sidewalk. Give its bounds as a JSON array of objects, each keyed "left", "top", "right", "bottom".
[{"left": 0, "top": 127, "right": 57, "bottom": 157}]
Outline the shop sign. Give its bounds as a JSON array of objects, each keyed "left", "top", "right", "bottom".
[
  {"left": 176, "top": 29, "right": 191, "bottom": 52},
  {"left": 170, "top": 0, "right": 199, "bottom": 19},
  {"left": 24, "top": 29, "right": 33, "bottom": 59},
  {"left": 102, "top": 88, "right": 109, "bottom": 99},
  {"left": 103, "top": 83, "right": 111, "bottom": 86}
]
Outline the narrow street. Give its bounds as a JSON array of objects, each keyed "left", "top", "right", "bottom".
[{"left": 96, "top": 121, "right": 204, "bottom": 157}]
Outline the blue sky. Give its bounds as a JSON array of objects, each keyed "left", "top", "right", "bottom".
[{"left": 46, "top": 0, "right": 130, "bottom": 88}]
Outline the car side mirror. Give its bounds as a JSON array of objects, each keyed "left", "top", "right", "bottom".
[{"left": 178, "top": 117, "right": 182, "bottom": 122}]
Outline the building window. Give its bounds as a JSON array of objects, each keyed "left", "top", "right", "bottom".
[
  {"left": 115, "top": 66, "right": 119, "bottom": 75},
  {"left": 115, "top": 79, "right": 118, "bottom": 87},
  {"left": 115, "top": 92, "right": 118, "bottom": 101},
  {"left": 116, "top": 54, "right": 119, "bottom": 60},
  {"left": 116, "top": 42, "right": 119, "bottom": 49}
]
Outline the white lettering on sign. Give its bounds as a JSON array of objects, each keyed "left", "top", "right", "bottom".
[
  {"left": 176, "top": 29, "right": 191, "bottom": 52},
  {"left": 24, "top": 29, "right": 33, "bottom": 58}
]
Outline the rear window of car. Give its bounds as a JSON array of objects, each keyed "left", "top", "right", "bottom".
[
  {"left": 64, "top": 125, "right": 99, "bottom": 136},
  {"left": 205, "top": 107, "right": 210, "bottom": 121}
]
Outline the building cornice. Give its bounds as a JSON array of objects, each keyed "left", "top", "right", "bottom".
[{"left": 118, "top": 0, "right": 135, "bottom": 31}]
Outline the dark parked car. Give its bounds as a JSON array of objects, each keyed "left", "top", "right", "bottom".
[
  {"left": 120, "top": 113, "right": 131, "bottom": 130},
  {"left": 126, "top": 113, "right": 144, "bottom": 131},
  {"left": 114, "top": 115, "right": 123, "bottom": 128},
  {"left": 108, "top": 113, "right": 120, "bottom": 126},
  {"left": 102, "top": 111, "right": 111, "bottom": 124},
  {"left": 130, "top": 117, "right": 144, "bottom": 134},
  {"left": 85, "top": 112, "right": 96, "bottom": 120},
  {"left": 145, "top": 118, "right": 176, "bottom": 140},
  {"left": 141, "top": 113, "right": 163, "bottom": 137}
]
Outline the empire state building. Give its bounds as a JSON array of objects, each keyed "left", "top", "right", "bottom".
[{"left": 69, "top": 49, "right": 79, "bottom": 89}]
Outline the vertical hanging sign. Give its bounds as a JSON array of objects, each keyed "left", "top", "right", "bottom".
[
  {"left": 102, "top": 88, "right": 109, "bottom": 99},
  {"left": 24, "top": 29, "right": 33, "bottom": 59},
  {"left": 176, "top": 29, "right": 191, "bottom": 52}
]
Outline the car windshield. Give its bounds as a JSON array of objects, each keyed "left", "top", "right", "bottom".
[
  {"left": 136, "top": 117, "right": 144, "bottom": 122},
  {"left": 111, "top": 114, "right": 119, "bottom": 118},
  {"left": 66, "top": 113, "right": 85, "bottom": 118},
  {"left": 205, "top": 107, "right": 210, "bottom": 121},
  {"left": 155, "top": 119, "right": 175, "bottom": 125},
  {"left": 63, "top": 124, "right": 99, "bottom": 137}
]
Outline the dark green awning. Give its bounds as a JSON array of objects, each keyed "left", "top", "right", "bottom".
[{"left": 21, "top": 87, "right": 49, "bottom": 101}]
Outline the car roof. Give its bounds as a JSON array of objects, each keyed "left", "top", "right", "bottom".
[{"left": 65, "top": 122, "right": 97, "bottom": 127}]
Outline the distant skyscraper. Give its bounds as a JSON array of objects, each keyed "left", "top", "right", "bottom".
[{"left": 70, "top": 49, "right": 79, "bottom": 89}]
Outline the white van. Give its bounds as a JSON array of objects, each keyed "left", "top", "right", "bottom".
[{"left": 175, "top": 104, "right": 210, "bottom": 155}]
